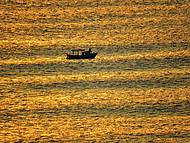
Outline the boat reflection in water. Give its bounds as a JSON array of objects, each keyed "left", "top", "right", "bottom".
[{"left": 66, "top": 48, "right": 97, "bottom": 59}]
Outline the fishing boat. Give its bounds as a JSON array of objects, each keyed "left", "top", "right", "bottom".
[{"left": 66, "top": 48, "right": 97, "bottom": 59}]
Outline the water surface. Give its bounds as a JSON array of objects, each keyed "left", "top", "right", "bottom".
[{"left": 0, "top": 1, "right": 190, "bottom": 142}]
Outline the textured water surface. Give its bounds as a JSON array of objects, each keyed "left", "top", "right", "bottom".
[{"left": 0, "top": 0, "right": 190, "bottom": 142}]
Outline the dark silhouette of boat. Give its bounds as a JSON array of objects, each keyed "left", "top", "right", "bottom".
[{"left": 66, "top": 48, "right": 97, "bottom": 59}]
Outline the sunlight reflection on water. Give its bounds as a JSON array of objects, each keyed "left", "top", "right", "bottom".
[{"left": 0, "top": 1, "right": 190, "bottom": 142}]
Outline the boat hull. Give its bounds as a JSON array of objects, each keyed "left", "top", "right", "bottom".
[{"left": 66, "top": 53, "right": 97, "bottom": 59}]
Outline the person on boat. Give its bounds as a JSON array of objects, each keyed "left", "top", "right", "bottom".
[{"left": 88, "top": 48, "right": 92, "bottom": 53}]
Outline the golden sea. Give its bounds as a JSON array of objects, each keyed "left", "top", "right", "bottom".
[{"left": 0, "top": 0, "right": 190, "bottom": 142}]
